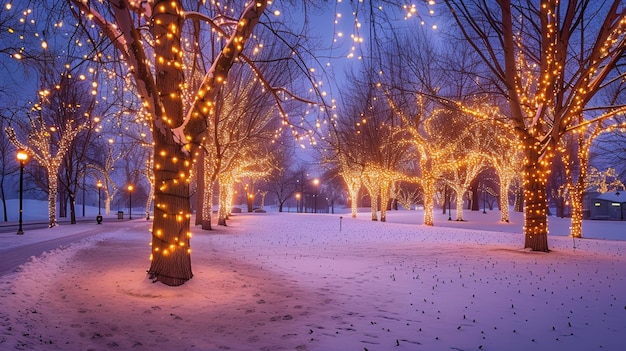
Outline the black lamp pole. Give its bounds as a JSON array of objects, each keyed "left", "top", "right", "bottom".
[
  {"left": 617, "top": 191, "right": 623, "bottom": 221},
  {"left": 16, "top": 151, "right": 27, "bottom": 235},
  {"left": 96, "top": 181, "right": 103, "bottom": 224},
  {"left": 482, "top": 185, "right": 487, "bottom": 214},
  {"left": 128, "top": 185, "right": 133, "bottom": 220}
]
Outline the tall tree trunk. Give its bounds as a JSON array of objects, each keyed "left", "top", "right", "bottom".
[
  {"left": 570, "top": 187, "right": 584, "bottom": 238},
  {"left": 523, "top": 147, "right": 550, "bottom": 252},
  {"left": 470, "top": 177, "right": 479, "bottom": 211},
  {"left": 69, "top": 194, "right": 77, "bottom": 224},
  {"left": 369, "top": 193, "right": 378, "bottom": 221},
  {"left": 147, "top": 0, "right": 192, "bottom": 286},
  {"left": 350, "top": 190, "right": 358, "bottom": 218},
  {"left": 2, "top": 182, "right": 8, "bottom": 221},
  {"left": 422, "top": 178, "right": 436, "bottom": 226},
  {"left": 201, "top": 178, "right": 213, "bottom": 230},
  {"left": 148, "top": 141, "right": 193, "bottom": 286},
  {"left": 362, "top": 173, "right": 380, "bottom": 221},
  {"left": 48, "top": 172, "right": 58, "bottom": 227},
  {"left": 379, "top": 181, "right": 391, "bottom": 222},
  {"left": 343, "top": 175, "right": 360, "bottom": 218},
  {"left": 454, "top": 189, "right": 464, "bottom": 221},
  {"left": 499, "top": 178, "right": 511, "bottom": 222},
  {"left": 146, "top": 178, "right": 154, "bottom": 220},
  {"left": 59, "top": 190, "right": 67, "bottom": 218},
  {"left": 569, "top": 153, "right": 589, "bottom": 239},
  {"left": 218, "top": 179, "right": 230, "bottom": 226},
  {"left": 105, "top": 194, "right": 111, "bottom": 215},
  {"left": 569, "top": 125, "right": 595, "bottom": 238},
  {"left": 513, "top": 188, "right": 523, "bottom": 212}
]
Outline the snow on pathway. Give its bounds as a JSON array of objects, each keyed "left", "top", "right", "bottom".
[{"left": 1, "top": 211, "right": 625, "bottom": 351}]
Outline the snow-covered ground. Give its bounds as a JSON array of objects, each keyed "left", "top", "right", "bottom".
[{"left": 1, "top": 205, "right": 625, "bottom": 351}]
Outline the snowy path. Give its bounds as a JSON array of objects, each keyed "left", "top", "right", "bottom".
[
  {"left": 0, "top": 211, "right": 625, "bottom": 351},
  {"left": 0, "top": 220, "right": 146, "bottom": 277}
]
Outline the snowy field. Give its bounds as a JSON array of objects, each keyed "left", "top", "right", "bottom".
[{"left": 1, "top": 206, "right": 625, "bottom": 351}]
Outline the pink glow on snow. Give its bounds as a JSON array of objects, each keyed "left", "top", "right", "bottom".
[{"left": 1, "top": 207, "right": 625, "bottom": 350}]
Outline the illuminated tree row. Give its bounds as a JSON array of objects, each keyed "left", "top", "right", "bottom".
[{"left": 444, "top": 0, "right": 626, "bottom": 251}]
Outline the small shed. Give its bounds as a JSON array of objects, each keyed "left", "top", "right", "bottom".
[{"left": 589, "top": 192, "right": 626, "bottom": 220}]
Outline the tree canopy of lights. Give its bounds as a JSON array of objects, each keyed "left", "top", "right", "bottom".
[
  {"left": 454, "top": 99, "right": 524, "bottom": 224},
  {"left": 62, "top": 0, "right": 272, "bottom": 286},
  {"left": 328, "top": 65, "right": 414, "bottom": 223},
  {"left": 62, "top": 0, "right": 329, "bottom": 286},
  {"left": 443, "top": 0, "right": 626, "bottom": 251},
  {"left": 5, "top": 64, "right": 98, "bottom": 228},
  {"left": 192, "top": 48, "right": 289, "bottom": 230}
]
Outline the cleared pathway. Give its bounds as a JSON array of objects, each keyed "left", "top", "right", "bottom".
[{"left": 0, "top": 219, "right": 148, "bottom": 277}]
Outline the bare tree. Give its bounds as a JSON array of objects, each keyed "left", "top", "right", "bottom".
[
  {"left": 66, "top": 1, "right": 277, "bottom": 285},
  {"left": 0, "top": 113, "right": 20, "bottom": 221},
  {"left": 195, "top": 61, "right": 282, "bottom": 229},
  {"left": 443, "top": 0, "right": 626, "bottom": 251},
  {"left": 67, "top": 0, "right": 328, "bottom": 285},
  {"left": 6, "top": 71, "right": 94, "bottom": 228},
  {"left": 265, "top": 144, "right": 298, "bottom": 213}
]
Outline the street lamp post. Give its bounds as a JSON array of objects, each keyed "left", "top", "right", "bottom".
[
  {"left": 617, "top": 191, "right": 624, "bottom": 221},
  {"left": 16, "top": 150, "right": 28, "bottom": 235},
  {"left": 482, "top": 184, "right": 487, "bottom": 214},
  {"left": 128, "top": 184, "right": 134, "bottom": 220},
  {"left": 295, "top": 193, "right": 301, "bottom": 213},
  {"left": 97, "top": 181, "right": 103, "bottom": 224},
  {"left": 313, "top": 178, "right": 320, "bottom": 213}
]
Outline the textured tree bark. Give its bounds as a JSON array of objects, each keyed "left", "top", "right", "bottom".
[
  {"left": 217, "top": 180, "right": 230, "bottom": 226},
  {"left": 148, "top": 141, "right": 193, "bottom": 286},
  {"left": 499, "top": 179, "right": 511, "bottom": 222},
  {"left": 379, "top": 181, "right": 391, "bottom": 222},
  {"left": 362, "top": 175, "right": 379, "bottom": 221},
  {"left": 369, "top": 193, "right": 379, "bottom": 221},
  {"left": 470, "top": 177, "right": 479, "bottom": 211},
  {"left": 454, "top": 190, "right": 464, "bottom": 221},
  {"left": 147, "top": 0, "right": 192, "bottom": 286},
  {"left": 522, "top": 147, "right": 550, "bottom": 252},
  {"left": 422, "top": 178, "right": 436, "bottom": 226},
  {"left": 48, "top": 173, "right": 58, "bottom": 228},
  {"left": 513, "top": 189, "right": 523, "bottom": 212},
  {"left": 343, "top": 175, "right": 360, "bottom": 218},
  {"left": 201, "top": 172, "right": 213, "bottom": 230},
  {"left": 569, "top": 189, "right": 584, "bottom": 238}
]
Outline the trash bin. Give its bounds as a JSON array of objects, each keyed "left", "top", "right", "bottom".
[{"left": 117, "top": 211, "right": 124, "bottom": 219}]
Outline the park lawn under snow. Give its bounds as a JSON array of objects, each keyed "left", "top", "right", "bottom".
[{"left": 1, "top": 209, "right": 625, "bottom": 351}]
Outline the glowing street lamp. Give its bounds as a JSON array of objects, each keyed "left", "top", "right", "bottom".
[
  {"left": 313, "top": 178, "right": 320, "bottom": 213},
  {"left": 128, "top": 184, "right": 134, "bottom": 220},
  {"left": 295, "top": 193, "right": 301, "bottom": 213},
  {"left": 247, "top": 193, "right": 254, "bottom": 212},
  {"left": 16, "top": 150, "right": 28, "bottom": 235},
  {"left": 96, "top": 180, "right": 103, "bottom": 224}
]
